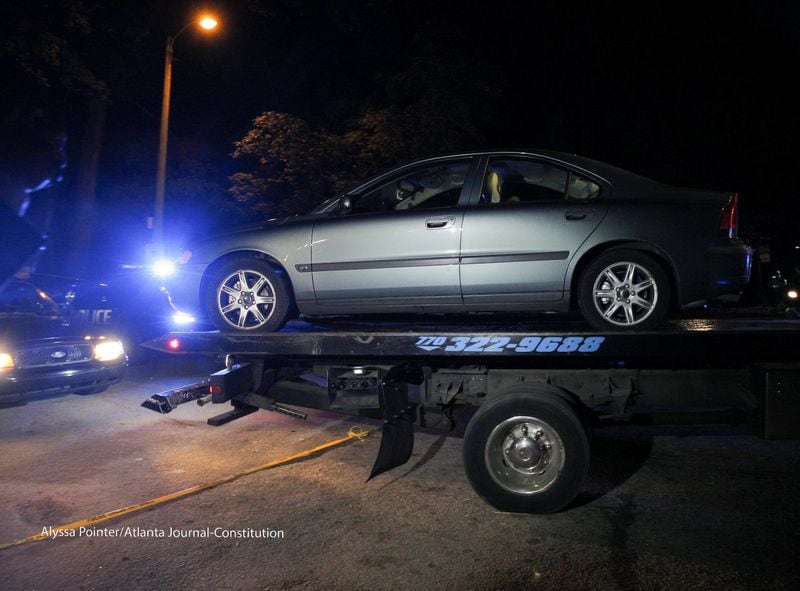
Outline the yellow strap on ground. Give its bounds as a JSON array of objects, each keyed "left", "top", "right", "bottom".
[{"left": 0, "top": 427, "right": 368, "bottom": 551}]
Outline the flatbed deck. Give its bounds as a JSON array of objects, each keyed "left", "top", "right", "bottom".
[{"left": 146, "top": 314, "right": 800, "bottom": 367}]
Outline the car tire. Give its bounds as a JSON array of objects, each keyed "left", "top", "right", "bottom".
[
  {"left": 578, "top": 249, "right": 671, "bottom": 331},
  {"left": 204, "top": 257, "right": 292, "bottom": 333},
  {"left": 463, "top": 388, "right": 590, "bottom": 514}
]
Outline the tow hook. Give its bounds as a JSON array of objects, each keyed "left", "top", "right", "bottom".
[{"left": 141, "top": 380, "right": 211, "bottom": 413}]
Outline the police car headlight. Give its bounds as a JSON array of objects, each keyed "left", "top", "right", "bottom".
[
  {"left": 0, "top": 352, "right": 14, "bottom": 371},
  {"left": 94, "top": 340, "right": 125, "bottom": 362},
  {"left": 788, "top": 290, "right": 799, "bottom": 300}
]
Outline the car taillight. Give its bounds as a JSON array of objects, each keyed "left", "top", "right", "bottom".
[{"left": 719, "top": 192, "right": 739, "bottom": 239}]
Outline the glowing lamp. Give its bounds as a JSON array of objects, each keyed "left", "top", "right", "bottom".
[
  {"left": 172, "top": 311, "right": 196, "bottom": 325},
  {"left": 0, "top": 352, "right": 14, "bottom": 371},
  {"left": 94, "top": 340, "right": 125, "bottom": 362},
  {"left": 199, "top": 16, "right": 218, "bottom": 30},
  {"left": 152, "top": 259, "right": 177, "bottom": 278}
]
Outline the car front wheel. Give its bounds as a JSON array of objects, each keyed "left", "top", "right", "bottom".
[
  {"left": 204, "top": 258, "right": 292, "bottom": 333},
  {"left": 578, "top": 249, "right": 671, "bottom": 331}
]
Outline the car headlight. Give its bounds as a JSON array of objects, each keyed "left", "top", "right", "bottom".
[
  {"left": 0, "top": 352, "right": 14, "bottom": 371},
  {"left": 94, "top": 340, "right": 125, "bottom": 362},
  {"left": 788, "top": 290, "right": 799, "bottom": 300}
]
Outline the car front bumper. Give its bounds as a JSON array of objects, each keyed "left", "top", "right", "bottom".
[
  {"left": 0, "top": 361, "right": 126, "bottom": 403},
  {"left": 160, "top": 262, "right": 208, "bottom": 324}
]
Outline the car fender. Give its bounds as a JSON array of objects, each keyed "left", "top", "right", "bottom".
[
  {"left": 196, "top": 225, "right": 314, "bottom": 305},
  {"left": 566, "top": 239, "right": 681, "bottom": 310}
]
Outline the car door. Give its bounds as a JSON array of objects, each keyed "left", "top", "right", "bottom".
[
  {"left": 311, "top": 158, "right": 477, "bottom": 306},
  {"left": 460, "top": 156, "right": 607, "bottom": 303}
]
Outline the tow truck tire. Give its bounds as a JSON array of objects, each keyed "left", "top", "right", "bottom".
[
  {"left": 204, "top": 257, "right": 292, "bottom": 333},
  {"left": 578, "top": 249, "right": 671, "bottom": 331},
  {"left": 463, "top": 389, "right": 590, "bottom": 514}
]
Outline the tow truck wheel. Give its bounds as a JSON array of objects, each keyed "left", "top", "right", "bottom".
[
  {"left": 205, "top": 257, "right": 292, "bottom": 333},
  {"left": 463, "top": 390, "right": 590, "bottom": 514},
  {"left": 578, "top": 249, "right": 671, "bottom": 331}
]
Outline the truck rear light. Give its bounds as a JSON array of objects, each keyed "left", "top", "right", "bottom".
[{"left": 719, "top": 193, "right": 739, "bottom": 239}]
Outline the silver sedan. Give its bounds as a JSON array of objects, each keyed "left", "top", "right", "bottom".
[{"left": 162, "top": 150, "right": 752, "bottom": 332}]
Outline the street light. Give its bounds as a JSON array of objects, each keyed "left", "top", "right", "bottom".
[{"left": 152, "top": 14, "right": 219, "bottom": 257}]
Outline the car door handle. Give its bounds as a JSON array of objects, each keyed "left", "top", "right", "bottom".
[
  {"left": 565, "top": 210, "right": 593, "bottom": 221},
  {"left": 426, "top": 216, "right": 455, "bottom": 229}
]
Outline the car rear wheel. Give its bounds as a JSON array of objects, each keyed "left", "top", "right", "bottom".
[
  {"left": 463, "top": 389, "right": 590, "bottom": 513},
  {"left": 578, "top": 249, "right": 671, "bottom": 331},
  {"left": 204, "top": 258, "right": 292, "bottom": 333}
]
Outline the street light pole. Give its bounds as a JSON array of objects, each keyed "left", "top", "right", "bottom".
[
  {"left": 152, "top": 16, "right": 218, "bottom": 259},
  {"left": 153, "top": 34, "right": 176, "bottom": 256}
]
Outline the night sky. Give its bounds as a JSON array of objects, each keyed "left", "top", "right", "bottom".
[{"left": 2, "top": 0, "right": 798, "bottom": 276}]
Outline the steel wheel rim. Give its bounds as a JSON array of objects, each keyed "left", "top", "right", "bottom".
[
  {"left": 217, "top": 269, "right": 277, "bottom": 330},
  {"left": 591, "top": 261, "right": 658, "bottom": 327},
  {"left": 485, "top": 415, "right": 565, "bottom": 495}
]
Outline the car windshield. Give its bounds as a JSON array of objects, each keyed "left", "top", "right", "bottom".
[
  {"left": 308, "top": 159, "right": 472, "bottom": 215},
  {"left": 308, "top": 196, "right": 341, "bottom": 214},
  {"left": 0, "top": 281, "right": 62, "bottom": 318}
]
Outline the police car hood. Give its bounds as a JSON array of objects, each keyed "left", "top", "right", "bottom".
[{"left": 0, "top": 312, "right": 76, "bottom": 346}]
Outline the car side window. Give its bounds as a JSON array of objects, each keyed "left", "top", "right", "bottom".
[
  {"left": 480, "top": 158, "right": 600, "bottom": 205},
  {"left": 351, "top": 160, "right": 471, "bottom": 214},
  {"left": 567, "top": 172, "right": 601, "bottom": 200},
  {"left": 480, "top": 158, "right": 569, "bottom": 205}
]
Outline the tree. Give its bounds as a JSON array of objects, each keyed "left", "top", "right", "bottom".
[
  {"left": 230, "top": 112, "right": 347, "bottom": 217},
  {"left": 0, "top": 0, "right": 112, "bottom": 275}
]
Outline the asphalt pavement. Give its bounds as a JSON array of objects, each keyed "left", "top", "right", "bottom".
[{"left": 1, "top": 355, "right": 799, "bottom": 590}]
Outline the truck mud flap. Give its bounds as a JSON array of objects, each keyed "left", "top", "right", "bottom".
[{"left": 368, "top": 363, "right": 422, "bottom": 480}]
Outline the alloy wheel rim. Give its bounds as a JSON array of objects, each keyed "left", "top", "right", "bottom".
[
  {"left": 591, "top": 261, "right": 658, "bottom": 326},
  {"left": 217, "top": 269, "right": 277, "bottom": 330}
]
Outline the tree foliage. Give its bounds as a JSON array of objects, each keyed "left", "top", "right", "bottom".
[
  {"left": 229, "top": 112, "right": 344, "bottom": 217},
  {"left": 229, "top": 22, "right": 500, "bottom": 217},
  {"left": 229, "top": 102, "right": 489, "bottom": 218},
  {"left": 0, "top": 0, "right": 110, "bottom": 102}
]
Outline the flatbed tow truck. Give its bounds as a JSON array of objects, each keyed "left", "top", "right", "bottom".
[{"left": 142, "top": 314, "right": 800, "bottom": 513}]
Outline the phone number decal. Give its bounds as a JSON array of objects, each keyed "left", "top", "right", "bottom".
[{"left": 414, "top": 335, "right": 605, "bottom": 354}]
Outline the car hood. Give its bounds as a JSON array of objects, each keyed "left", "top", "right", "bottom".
[
  {"left": 0, "top": 313, "right": 88, "bottom": 346},
  {"left": 205, "top": 217, "right": 285, "bottom": 241},
  {"left": 202, "top": 212, "right": 324, "bottom": 242}
]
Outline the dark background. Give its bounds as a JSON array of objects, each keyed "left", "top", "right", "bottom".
[{"left": 1, "top": 0, "right": 797, "bottom": 278}]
